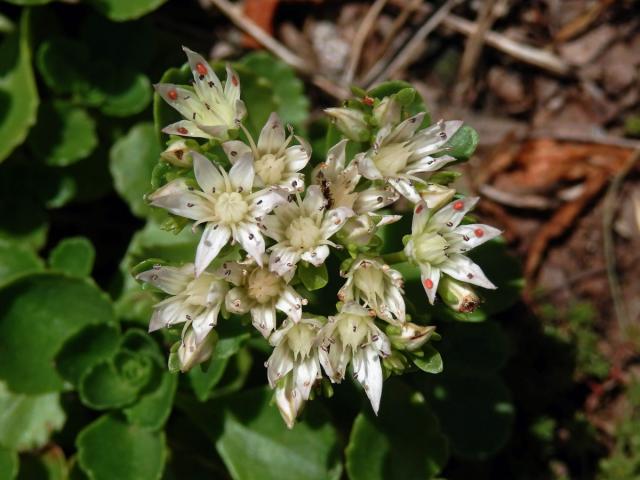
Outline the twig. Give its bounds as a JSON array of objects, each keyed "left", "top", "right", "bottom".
[
  {"left": 366, "top": 0, "right": 460, "bottom": 88},
  {"left": 479, "top": 184, "right": 556, "bottom": 210},
  {"left": 528, "top": 130, "right": 640, "bottom": 150},
  {"left": 602, "top": 149, "right": 640, "bottom": 334},
  {"left": 343, "top": 0, "right": 388, "bottom": 85},
  {"left": 209, "top": 0, "right": 350, "bottom": 99}
]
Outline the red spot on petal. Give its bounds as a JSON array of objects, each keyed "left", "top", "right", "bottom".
[
  {"left": 453, "top": 200, "right": 464, "bottom": 211},
  {"left": 196, "top": 62, "right": 208, "bottom": 76},
  {"left": 415, "top": 203, "right": 424, "bottom": 214},
  {"left": 168, "top": 89, "right": 178, "bottom": 100},
  {"left": 423, "top": 278, "right": 434, "bottom": 289},
  {"left": 231, "top": 75, "right": 238, "bottom": 87},
  {"left": 362, "top": 96, "right": 374, "bottom": 106},
  {"left": 177, "top": 127, "right": 188, "bottom": 135},
  {"left": 474, "top": 228, "right": 484, "bottom": 237}
]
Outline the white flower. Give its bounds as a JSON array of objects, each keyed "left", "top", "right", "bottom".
[
  {"left": 319, "top": 303, "right": 391, "bottom": 413},
  {"left": 266, "top": 316, "right": 325, "bottom": 428},
  {"left": 261, "top": 185, "right": 353, "bottom": 276},
  {"left": 174, "top": 326, "right": 217, "bottom": 372},
  {"left": 223, "top": 112, "right": 311, "bottom": 192},
  {"left": 136, "top": 263, "right": 228, "bottom": 345},
  {"left": 220, "top": 255, "right": 307, "bottom": 338},
  {"left": 356, "top": 116, "right": 463, "bottom": 203},
  {"left": 155, "top": 46, "right": 246, "bottom": 141},
  {"left": 148, "top": 152, "right": 286, "bottom": 276},
  {"left": 160, "top": 139, "right": 193, "bottom": 168},
  {"left": 404, "top": 196, "right": 501, "bottom": 305},
  {"left": 386, "top": 322, "right": 436, "bottom": 352},
  {"left": 324, "top": 107, "right": 369, "bottom": 142},
  {"left": 338, "top": 257, "right": 405, "bottom": 324}
]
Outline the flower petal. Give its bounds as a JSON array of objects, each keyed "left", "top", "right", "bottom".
[
  {"left": 192, "top": 152, "right": 225, "bottom": 194},
  {"left": 321, "top": 206, "right": 354, "bottom": 238},
  {"left": 411, "top": 200, "right": 430, "bottom": 234},
  {"left": 387, "top": 177, "right": 421, "bottom": 203},
  {"left": 191, "top": 304, "right": 221, "bottom": 344},
  {"left": 353, "top": 346, "right": 383, "bottom": 414},
  {"left": 225, "top": 286, "right": 252, "bottom": 314},
  {"left": 420, "top": 263, "right": 441, "bottom": 305},
  {"left": 251, "top": 303, "right": 277, "bottom": 338},
  {"left": 294, "top": 356, "right": 320, "bottom": 400},
  {"left": 136, "top": 265, "right": 192, "bottom": 295},
  {"left": 302, "top": 185, "right": 327, "bottom": 218},
  {"left": 449, "top": 223, "right": 502, "bottom": 253},
  {"left": 149, "top": 297, "right": 188, "bottom": 332},
  {"left": 284, "top": 144, "right": 310, "bottom": 173},
  {"left": 405, "top": 154, "right": 456, "bottom": 175},
  {"left": 274, "top": 380, "right": 303, "bottom": 429},
  {"left": 275, "top": 286, "right": 304, "bottom": 322},
  {"left": 269, "top": 244, "right": 300, "bottom": 275},
  {"left": 354, "top": 187, "right": 398, "bottom": 214},
  {"left": 234, "top": 222, "right": 265, "bottom": 266},
  {"left": 412, "top": 120, "right": 463, "bottom": 156},
  {"left": 195, "top": 224, "right": 231, "bottom": 276},
  {"left": 267, "top": 346, "right": 294, "bottom": 387},
  {"left": 300, "top": 245, "right": 330, "bottom": 267},
  {"left": 228, "top": 153, "right": 255, "bottom": 192},
  {"left": 162, "top": 120, "right": 211, "bottom": 139},
  {"left": 441, "top": 254, "right": 497, "bottom": 289},
  {"left": 385, "top": 112, "right": 425, "bottom": 144},
  {"left": 223, "top": 64, "right": 241, "bottom": 105},
  {"left": 148, "top": 180, "right": 211, "bottom": 220},
  {"left": 222, "top": 140, "right": 252, "bottom": 164},
  {"left": 154, "top": 84, "right": 201, "bottom": 120},
  {"left": 250, "top": 188, "right": 288, "bottom": 218},
  {"left": 257, "top": 112, "right": 286, "bottom": 154},
  {"left": 324, "top": 139, "right": 348, "bottom": 178},
  {"left": 431, "top": 196, "right": 479, "bottom": 230},
  {"left": 355, "top": 152, "right": 383, "bottom": 180},
  {"left": 182, "top": 46, "right": 223, "bottom": 99}
]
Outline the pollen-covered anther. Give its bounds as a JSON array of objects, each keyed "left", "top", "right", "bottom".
[
  {"left": 177, "top": 127, "right": 188, "bottom": 134},
  {"left": 453, "top": 200, "right": 464, "bottom": 211},
  {"left": 474, "top": 228, "right": 484, "bottom": 237},
  {"left": 195, "top": 62, "right": 208, "bottom": 76},
  {"left": 168, "top": 89, "right": 178, "bottom": 100},
  {"left": 424, "top": 278, "right": 434, "bottom": 289}
]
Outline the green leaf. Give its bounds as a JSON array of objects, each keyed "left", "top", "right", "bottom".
[
  {"left": 97, "top": 70, "right": 151, "bottom": 117},
  {"left": 0, "top": 274, "right": 116, "bottom": 394},
  {"left": 55, "top": 324, "right": 121, "bottom": 386},
  {"left": 0, "top": 241, "right": 43, "bottom": 288},
  {"left": 367, "top": 80, "right": 430, "bottom": 125},
  {"left": 412, "top": 344, "right": 443, "bottom": 374},
  {"left": 346, "top": 379, "right": 448, "bottom": 480},
  {"left": 239, "top": 52, "right": 309, "bottom": 129},
  {"left": 27, "top": 101, "right": 97, "bottom": 167},
  {"left": 443, "top": 125, "right": 479, "bottom": 161},
  {"left": 49, "top": 237, "right": 96, "bottom": 277},
  {"left": 180, "top": 388, "right": 342, "bottom": 480},
  {"left": 110, "top": 123, "right": 160, "bottom": 218},
  {"left": 77, "top": 415, "right": 166, "bottom": 480},
  {"left": 298, "top": 262, "right": 328, "bottom": 291},
  {"left": 0, "top": 382, "right": 65, "bottom": 452},
  {"left": 79, "top": 352, "right": 154, "bottom": 410},
  {"left": 421, "top": 373, "right": 514, "bottom": 459},
  {"left": 36, "top": 37, "right": 91, "bottom": 97},
  {"left": 0, "top": 10, "right": 39, "bottom": 163},
  {"left": 84, "top": 0, "right": 169, "bottom": 21},
  {"left": 123, "top": 372, "right": 177, "bottom": 430},
  {"left": 0, "top": 446, "right": 18, "bottom": 480},
  {"left": 236, "top": 66, "right": 279, "bottom": 138}
]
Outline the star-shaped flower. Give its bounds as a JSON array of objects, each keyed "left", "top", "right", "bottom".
[
  {"left": 155, "top": 46, "right": 246, "bottom": 141},
  {"left": 148, "top": 152, "right": 286, "bottom": 276},
  {"left": 404, "top": 196, "right": 501, "bottom": 304}
]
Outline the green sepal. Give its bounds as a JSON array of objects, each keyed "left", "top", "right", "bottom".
[{"left": 298, "top": 261, "right": 329, "bottom": 291}]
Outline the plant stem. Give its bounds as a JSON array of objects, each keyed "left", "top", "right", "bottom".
[{"left": 382, "top": 251, "right": 408, "bottom": 264}]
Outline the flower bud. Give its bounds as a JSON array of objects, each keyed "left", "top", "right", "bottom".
[
  {"left": 169, "top": 327, "right": 218, "bottom": 373},
  {"left": 382, "top": 350, "right": 410, "bottom": 375},
  {"left": 336, "top": 215, "right": 376, "bottom": 246},
  {"left": 437, "top": 276, "right": 481, "bottom": 313},
  {"left": 386, "top": 322, "right": 436, "bottom": 352},
  {"left": 161, "top": 140, "right": 193, "bottom": 168},
  {"left": 419, "top": 184, "right": 456, "bottom": 210},
  {"left": 324, "top": 107, "right": 369, "bottom": 142},
  {"left": 373, "top": 96, "right": 401, "bottom": 127}
]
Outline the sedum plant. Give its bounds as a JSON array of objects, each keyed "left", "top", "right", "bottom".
[{"left": 136, "top": 46, "right": 502, "bottom": 428}]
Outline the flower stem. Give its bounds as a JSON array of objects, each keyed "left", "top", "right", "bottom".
[{"left": 382, "top": 251, "right": 408, "bottom": 264}]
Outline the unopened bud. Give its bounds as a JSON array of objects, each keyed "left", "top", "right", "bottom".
[
  {"left": 161, "top": 140, "right": 193, "bottom": 168},
  {"left": 382, "top": 350, "right": 410, "bottom": 374},
  {"left": 438, "top": 276, "right": 480, "bottom": 313},
  {"left": 386, "top": 322, "right": 436, "bottom": 352},
  {"left": 419, "top": 184, "right": 456, "bottom": 210},
  {"left": 169, "top": 327, "right": 218, "bottom": 373},
  {"left": 373, "top": 96, "right": 401, "bottom": 127},
  {"left": 324, "top": 107, "right": 369, "bottom": 142},
  {"left": 336, "top": 215, "right": 376, "bottom": 246}
]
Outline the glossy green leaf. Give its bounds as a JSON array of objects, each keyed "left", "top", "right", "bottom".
[
  {"left": 235, "top": 66, "right": 279, "bottom": 138},
  {"left": 36, "top": 37, "right": 92, "bottom": 97},
  {"left": 27, "top": 101, "right": 97, "bottom": 167},
  {"left": 180, "top": 388, "right": 342, "bottom": 480},
  {"left": 77, "top": 415, "right": 166, "bottom": 480},
  {"left": 412, "top": 344, "right": 443, "bottom": 374},
  {"left": 442, "top": 125, "right": 479, "bottom": 161},
  {"left": 0, "top": 241, "right": 43, "bottom": 288},
  {"left": 0, "top": 274, "right": 116, "bottom": 394},
  {"left": 49, "top": 237, "right": 96, "bottom": 277},
  {"left": 97, "top": 70, "right": 151, "bottom": 117},
  {"left": 55, "top": 324, "right": 121, "bottom": 386},
  {"left": 0, "top": 382, "right": 65, "bottom": 452},
  {"left": 110, "top": 123, "right": 160, "bottom": 218},
  {"left": 0, "top": 446, "right": 18, "bottom": 480},
  {"left": 85, "top": 0, "right": 169, "bottom": 22},
  {"left": 346, "top": 379, "right": 448, "bottom": 480},
  {"left": 123, "top": 372, "right": 177, "bottom": 430},
  {"left": 0, "top": 10, "right": 39, "bottom": 163},
  {"left": 422, "top": 373, "right": 514, "bottom": 460},
  {"left": 298, "top": 262, "right": 328, "bottom": 291},
  {"left": 367, "top": 80, "right": 430, "bottom": 126},
  {"left": 239, "top": 52, "right": 309, "bottom": 128}
]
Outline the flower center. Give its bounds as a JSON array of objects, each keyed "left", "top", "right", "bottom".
[
  {"left": 286, "top": 217, "right": 322, "bottom": 250},
  {"left": 214, "top": 192, "right": 248, "bottom": 224},
  {"left": 373, "top": 143, "right": 412, "bottom": 177},
  {"left": 246, "top": 267, "right": 283, "bottom": 304},
  {"left": 286, "top": 323, "right": 316, "bottom": 360},
  {"left": 353, "top": 265, "right": 386, "bottom": 300},
  {"left": 412, "top": 232, "right": 449, "bottom": 266},
  {"left": 337, "top": 313, "right": 370, "bottom": 350},
  {"left": 255, "top": 153, "right": 287, "bottom": 185}
]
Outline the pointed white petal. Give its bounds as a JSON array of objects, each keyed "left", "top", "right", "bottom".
[
  {"left": 405, "top": 154, "right": 456, "bottom": 175},
  {"left": 228, "top": 153, "right": 255, "bottom": 192},
  {"left": 412, "top": 120, "right": 463, "bottom": 156},
  {"left": 420, "top": 263, "right": 441, "bottom": 305},
  {"left": 223, "top": 64, "right": 241, "bottom": 105},
  {"left": 192, "top": 152, "right": 225, "bottom": 194},
  {"left": 195, "top": 224, "right": 231, "bottom": 276},
  {"left": 222, "top": 140, "right": 252, "bottom": 164},
  {"left": 387, "top": 177, "right": 421, "bottom": 203},
  {"left": 441, "top": 254, "right": 497, "bottom": 289},
  {"left": 162, "top": 120, "right": 211, "bottom": 139},
  {"left": 294, "top": 356, "right": 320, "bottom": 400},
  {"left": 275, "top": 286, "right": 304, "bottom": 322},
  {"left": 196, "top": 124, "right": 228, "bottom": 140},
  {"left": 149, "top": 297, "right": 187, "bottom": 332},
  {"left": 217, "top": 261, "right": 246, "bottom": 285},
  {"left": 431, "top": 197, "right": 479, "bottom": 230},
  {"left": 234, "top": 222, "right": 265, "bottom": 265},
  {"left": 321, "top": 206, "right": 354, "bottom": 238},
  {"left": 353, "top": 187, "right": 398, "bottom": 214},
  {"left": 269, "top": 244, "right": 300, "bottom": 275},
  {"left": 136, "top": 265, "right": 191, "bottom": 295},
  {"left": 148, "top": 180, "right": 211, "bottom": 220},
  {"left": 274, "top": 381, "right": 304, "bottom": 429},
  {"left": 385, "top": 112, "right": 425, "bottom": 144},
  {"left": 353, "top": 346, "right": 383, "bottom": 414},
  {"left": 300, "top": 245, "right": 330, "bottom": 267},
  {"left": 356, "top": 152, "right": 383, "bottom": 180},
  {"left": 191, "top": 305, "right": 220, "bottom": 344},
  {"left": 225, "top": 286, "right": 252, "bottom": 314},
  {"left": 250, "top": 188, "right": 288, "bottom": 218},
  {"left": 182, "top": 46, "right": 223, "bottom": 98},
  {"left": 251, "top": 303, "right": 277, "bottom": 338},
  {"left": 267, "top": 346, "right": 294, "bottom": 387},
  {"left": 284, "top": 144, "right": 310, "bottom": 173},
  {"left": 154, "top": 84, "right": 201, "bottom": 120},
  {"left": 257, "top": 112, "right": 286, "bottom": 154},
  {"left": 302, "top": 185, "right": 327, "bottom": 218},
  {"left": 411, "top": 200, "right": 430, "bottom": 234},
  {"left": 449, "top": 223, "right": 502, "bottom": 253}
]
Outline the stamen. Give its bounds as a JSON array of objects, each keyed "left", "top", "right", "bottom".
[
  {"left": 453, "top": 200, "right": 464, "bottom": 211},
  {"left": 423, "top": 278, "right": 434, "bottom": 289}
]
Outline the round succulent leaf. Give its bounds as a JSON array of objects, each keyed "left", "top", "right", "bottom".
[
  {"left": 0, "top": 274, "right": 116, "bottom": 394},
  {"left": 0, "top": 382, "right": 65, "bottom": 452},
  {"left": 123, "top": 371, "right": 177, "bottom": 430},
  {"left": 54, "top": 324, "right": 121, "bottom": 386},
  {"left": 298, "top": 262, "right": 329, "bottom": 291},
  {"left": 0, "top": 446, "right": 18, "bottom": 480},
  {"left": 77, "top": 414, "right": 166, "bottom": 480},
  {"left": 0, "top": 240, "right": 44, "bottom": 288},
  {"left": 119, "top": 329, "right": 164, "bottom": 363},
  {"left": 178, "top": 387, "right": 342, "bottom": 480},
  {"left": 110, "top": 123, "right": 161, "bottom": 218},
  {"left": 84, "top": 0, "right": 169, "bottom": 21},
  {"left": 36, "top": 37, "right": 92, "bottom": 97},
  {"left": 412, "top": 344, "right": 443, "bottom": 374},
  {"left": 27, "top": 101, "right": 98, "bottom": 167},
  {"left": 441, "top": 125, "right": 479, "bottom": 162},
  {"left": 0, "top": 10, "right": 39, "bottom": 164},
  {"left": 421, "top": 372, "right": 515, "bottom": 460},
  {"left": 97, "top": 70, "right": 152, "bottom": 117},
  {"left": 49, "top": 237, "right": 96, "bottom": 277}
]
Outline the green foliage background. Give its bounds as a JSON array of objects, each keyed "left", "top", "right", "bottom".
[{"left": 0, "top": 2, "right": 527, "bottom": 479}]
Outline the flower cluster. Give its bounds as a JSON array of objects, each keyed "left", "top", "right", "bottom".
[{"left": 137, "top": 47, "right": 501, "bottom": 428}]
